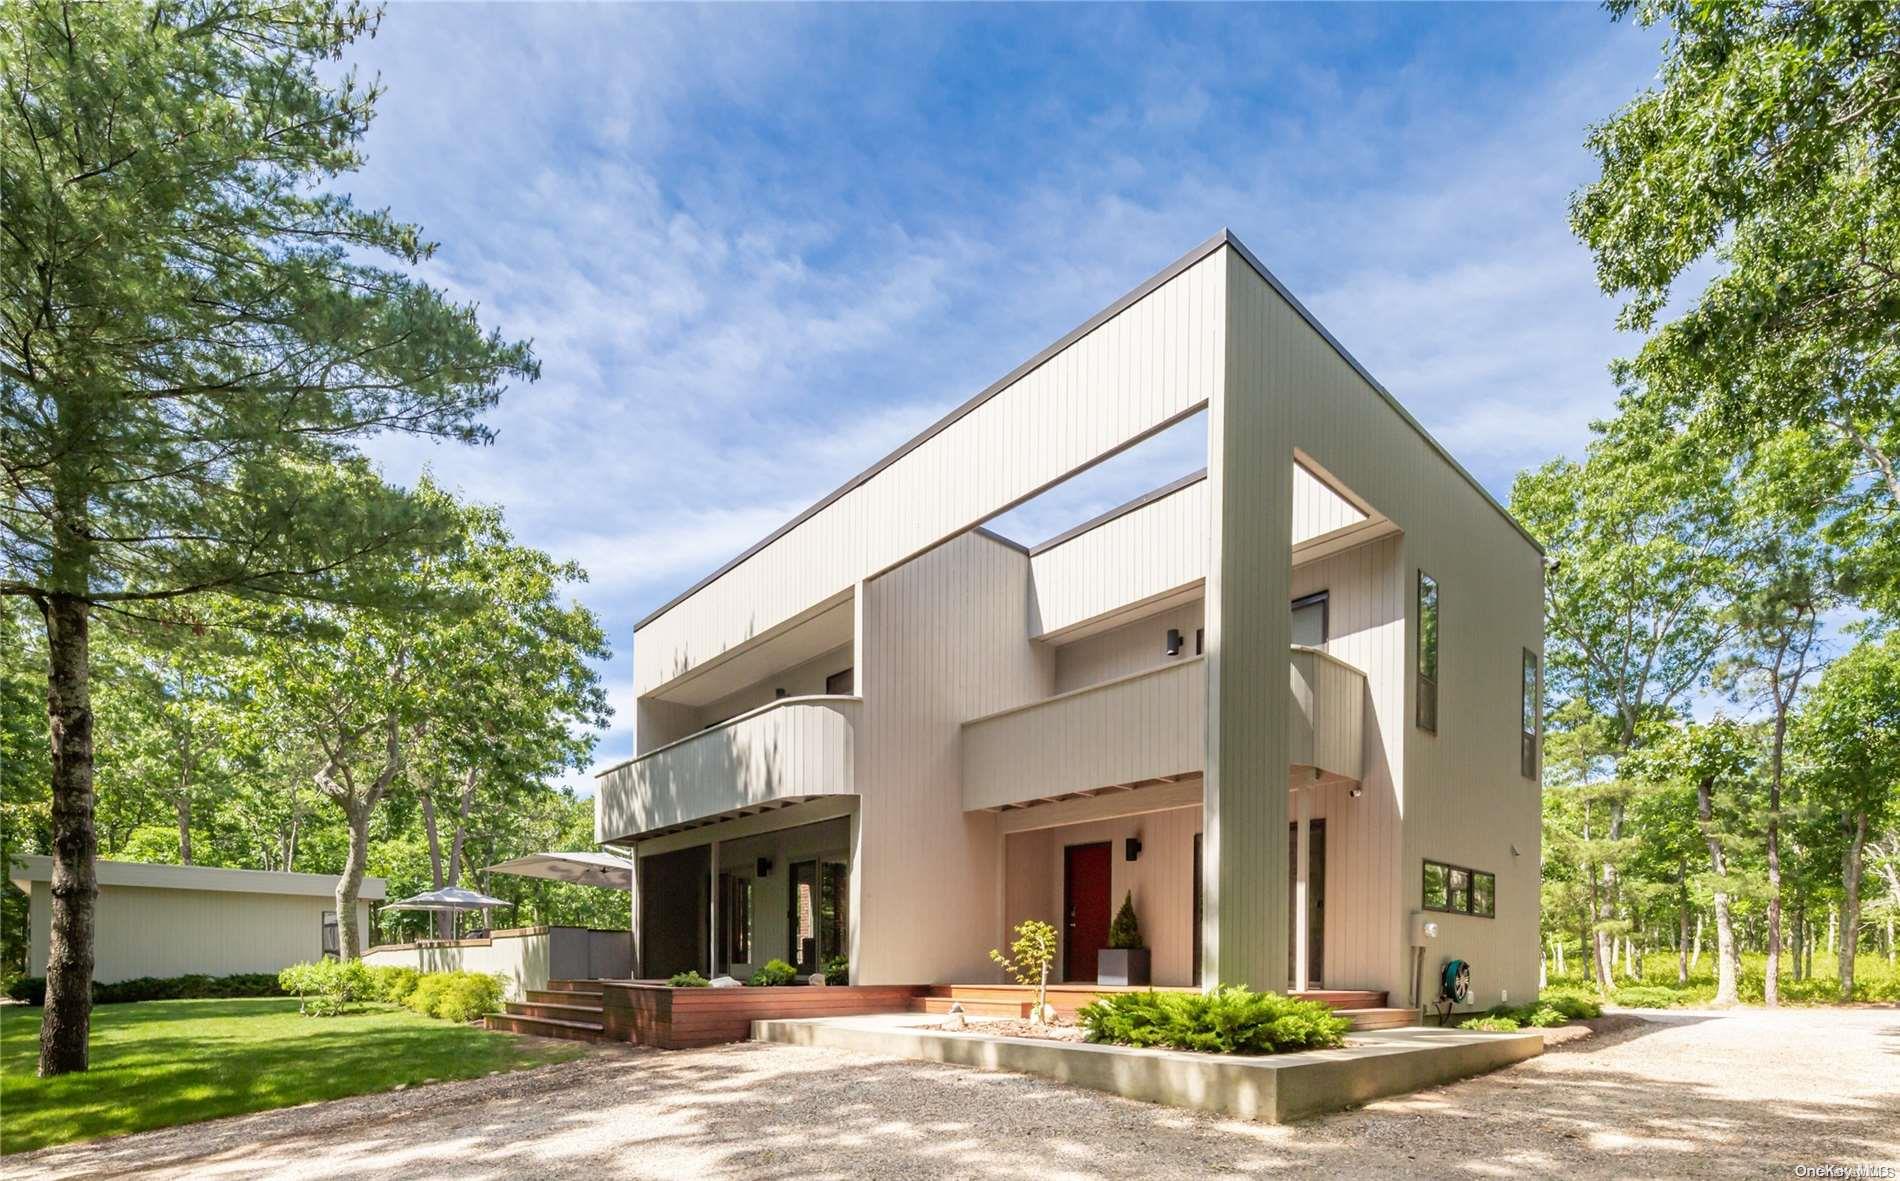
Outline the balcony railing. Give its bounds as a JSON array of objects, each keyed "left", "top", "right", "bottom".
[
  {"left": 962, "top": 648, "right": 1366, "bottom": 812},
  {"left": 595, "top": 696, "right": 859, "bottom": 842}
]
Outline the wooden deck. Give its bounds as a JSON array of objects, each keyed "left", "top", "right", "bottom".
[{"left": 487, "top": 979, "right": 1415, "bottom": 1043}]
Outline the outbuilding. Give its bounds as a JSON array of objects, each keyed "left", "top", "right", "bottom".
[{"left": 9, "top": 856, "right": 385, "bottom": 982}]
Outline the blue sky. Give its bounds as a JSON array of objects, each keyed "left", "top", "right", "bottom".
[{"left": 347, "top": 3, "right": 1666, "bottom": 790}]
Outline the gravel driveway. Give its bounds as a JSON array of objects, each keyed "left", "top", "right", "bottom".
[{"left": 6, "top": 1006, "right": 1895, "bottom": 1179}]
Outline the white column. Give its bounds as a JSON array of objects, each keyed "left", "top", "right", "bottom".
[
  {"left": 629, "top": 844, "right": 642, "bottom": 978},
  {"left": 708, "top": 839, "right": 721, "bottom": 978},
  {"left": 1294, "top": 791, "right": 1311, "bottom": 991}
]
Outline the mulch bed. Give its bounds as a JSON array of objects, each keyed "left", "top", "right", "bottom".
[
  {"left": 920, "top": 1017, "right": 1089, "bottom": 1042},
  {"left": 1540, "top": 1013, "right": 1647, "bottom": 1051}
]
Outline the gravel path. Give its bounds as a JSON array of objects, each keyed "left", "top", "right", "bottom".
[{"left": 5, "top": 1006, "right": 1895, "bottom": 1179}]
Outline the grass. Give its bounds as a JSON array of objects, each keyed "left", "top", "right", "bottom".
[
  {"left": 0, "top": 996, "right": 584, "bottom": 1155},
  {"left": 1544, "top": 949, "right": 1900, "bottom": 1006}
]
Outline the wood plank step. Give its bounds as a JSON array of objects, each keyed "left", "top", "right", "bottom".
[
  {"left": 506, "top": 1001, "right": 604, "bottom": 1021},
  {"left": 1343, "top": 1008, "right": 1416, "bottom": 1030},
  {"left": 486, "top": 1013, "right": 605, "bottom": 1041},
  {"left": 544, "top": 979, "right": 607, "bottom": 993},
  {"left": 909, "top": 996, "right": 1033, "bottom": 1017},
  {"left": 1292, "top": 990, "right": 1389, "bottom": 1010},
  {"left": 526, "top": 988, "right": 603, "bottom": 1005}
]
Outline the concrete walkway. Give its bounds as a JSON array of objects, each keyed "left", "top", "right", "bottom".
[{"left": 5, "top": 1006, "right": 1896, "bottom": 1179}]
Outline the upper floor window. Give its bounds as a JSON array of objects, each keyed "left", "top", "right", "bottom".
[
  {"left": 825, "top": 667, "right": 854, "bottom": 695},
  {"left": 1291, "top": 591, "right": 1329, "bottom": 647},
  {"left": 1521, "top": 649, "right": 1539, "bottom": 779},
  {"left": 1416, "top": 571, "right": 1438, "bottom": 733}
]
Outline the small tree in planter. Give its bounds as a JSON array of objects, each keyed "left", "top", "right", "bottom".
[
  {"left": 990, "top": 919, "right": 1058, "bottom": 1024},
  {"left": 1099, "top": 892, "right": 1151, "bottom": 986}
]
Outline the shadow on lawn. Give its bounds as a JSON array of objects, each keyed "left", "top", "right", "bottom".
[{"left": 17, "top": 1023, "right": 1899, "bottom": 1179}]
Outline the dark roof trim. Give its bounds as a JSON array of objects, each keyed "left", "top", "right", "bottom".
[
  {"left": 635, "top": 230, "right": 1235, "bottom": 631},
  {"left": 1027, "top": 469, "right": 1208, "bottom": 557},
  {"left": 972, "top": 525, "right": 1031, "bottom": 555},
  {"left": 637, "top": 229, "right": 1541, "bottom": 631}
]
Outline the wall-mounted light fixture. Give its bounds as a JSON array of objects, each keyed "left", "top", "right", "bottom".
[
  {"left": 1349, "top": 786, "right": 1364, "bottom": 799},
  {"left": 1125, "top": 836, "right": 1143, "bottom": 862},
  {"left": 1165, "top": 628, "right": 1183, "bottom": 656},
  {"left": 775, "top": 687, "right": 787, "bottom": 698},
  {"left": 756, "top": 857, "right": 774, "bottom": 877}
]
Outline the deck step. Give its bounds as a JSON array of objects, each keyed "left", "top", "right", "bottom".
[
  {"left": 1343, "top": 1007, "right": 1416, "bottom": 1030},
  {"left": 486, "top": 1012, "right": 605, "bottom": 1041},
  {"left": 1292, "top": 990, "right": 1389, "bottom": 1011},
  {"left": 910, "top": 996, "right": 1034, "bottom": 1018},
  {"left": 543, "top": 978, "right": 607, "bottom": 993},
  {"left": 525, "top": 988, "right": 603, "bottom": 1005},
  {"left": 505, "top": 1000, "right": 604, "bottom": 1021}
]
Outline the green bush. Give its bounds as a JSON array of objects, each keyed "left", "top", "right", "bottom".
[
  {"left": 1610, "top": 985, "right": 1681, "bottom": 1009},
  {"left": 668, "top": 970, "right": 710, "bottom": 987},
  {"left": 367, "top": 965, "right": 420, "bottom": 1004},
  {"left": 402, "top": 970, "right": 505, "bottom": 1021},
  {"left": 1526, "top": 1006, "right": 1568, "bottom": 1028},
  {"left": 1536, "top": 988, "right": 1603, "bottom": 1019},
  {"left": 7, "top": 972, "right": 286, "bottom": 1005},
  {"left": 278, "top": 959, "right": 374, "bottom": 1016},
  {"left": 1077, "top": 985, "right": 1350, "bottom": 1054},
  {"left": 1459, "top": 1015, "right": 1521, "bottom": 1032},
  {"left": 748, "top": 958, "right": 799, "bottom": 987},
  {"left": 822, "top": 955, "right": 850, "bottom": 986},
  {"left": 1107, "top": 891, "right": 1143, "bottom": 950}
]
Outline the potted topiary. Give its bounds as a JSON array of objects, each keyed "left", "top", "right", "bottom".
[{"left": 1097, "top": 891, "right": 1150, "bottom": 986}]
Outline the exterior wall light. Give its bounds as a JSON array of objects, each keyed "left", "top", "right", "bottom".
[
  {"left": 1125, "top": 837, "right": 1142, "bottom": 862},
  {"left": 756, "top": 857, "right": 773, "bottom": 877},
  {"left": 1165, "top": 628, "right": 1183, "bottom": 656}
]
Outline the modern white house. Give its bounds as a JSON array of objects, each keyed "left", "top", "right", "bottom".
[
  {"left": 595, "top": 230, "right": 1544, "bottom": 1013},
  {"left": 9, "top": 856, "right": 384, "bottom": 982}
]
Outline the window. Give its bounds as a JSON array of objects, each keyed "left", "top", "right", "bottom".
[
  {"left": 1291, "top": 591, "right": 1329, "bottom": 646},
  {"left": 1521, "top": 648, "right": 1539, "bottom": 779},
  {"left": 720, "top": 874, "right": 752, "bottom": 966},
  {"left": 1416, "top": 571, "right": 1438, "bottom": 732},
  {"left": 825, "top": 667, "right": 854, "bottom": 695},
  {"left": 321, "top": 910, "right": 339, "bottom": 958},
  {"left": 1195, "top": 627, "right": 1204, "bottom": 656},
  {"left": 1422, "top": 860, "right": 1495, "bottom": 918}
]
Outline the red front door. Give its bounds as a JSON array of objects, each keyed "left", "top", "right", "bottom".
[{"left": 1063, "top": 842, "right": 1113, "bottom": 981}]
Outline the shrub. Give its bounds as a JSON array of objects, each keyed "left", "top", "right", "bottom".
[
  {"left": 989, "top": 919, "right": 1058, "bottom": 1022},
  {"left": 1610, "top": 985, "right": 1680, "bottom": 1009},
  {"left": 1526, "top": 1006, "right": 1568, "bottom": 1028},
  {"left": 1107, "top": 892, "right": 1143, "bottom": 950},
  {"left": 278, "top": 958, "right": 374, "bottom": 1016},
  {"left": 1078, "top": 985, "right": 1350, "bottom": 1054},
  {"left": 407, "top": 972, "right": 451, "bottom": 1018},
  {"left": 668, "top": 970, "right": 710, "bottom": 987},
  {"left": 822, "top": 955, "right": 850, "bottom": 986},
  {"left": 402, "top": 970, "right": 506, "bottom": 1021},
  {"left": 748, "top": 958, "right": 798, "bottom": 987},
  {"left": 367, "top": 965, "right": 420, "bottom": 1004},
  {"left": 1459, "top": 1015, "right": 1521, "bottom": 1032},
  {"left": 1536, "top": 988, "right": 1603, "bottom": 1020},
  {"left": 7, "top": 972, "right": 286, "bottom": 1005}
]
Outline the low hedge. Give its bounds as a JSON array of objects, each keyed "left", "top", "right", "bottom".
[
  {"left": 747, "top": 958, "right": 799, "bottom": 987},
  {"left": 279, "top": 958, "right": 375, "bottom": 1016},
  {"left": 1077, "top": 985, "right": 1350, "bottom": 1054},
  {"left": 406, "top": 969, "right": 505, "bottom": 1022},
  {"left": 6, "top": 972, "right": 284, "bottom": 1006}
]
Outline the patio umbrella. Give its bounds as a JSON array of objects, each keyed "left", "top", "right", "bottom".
[
  {"left": 382, "top": 885, "right": 512, "bottom": 912},
  {"left": 481, "top": 851, "right": 632, "bottom": 890}
]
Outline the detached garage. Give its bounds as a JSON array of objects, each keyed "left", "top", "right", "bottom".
[{"left": 9, "top": 856, "right": 386, "bottom": 982}]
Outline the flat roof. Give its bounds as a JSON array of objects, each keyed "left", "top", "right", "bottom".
[
  {"left": 636, "top": 228, "right": 1543, "bottom": 632},
  {"left": 7, "top": 855, "right": 387, "bottom": 900}
]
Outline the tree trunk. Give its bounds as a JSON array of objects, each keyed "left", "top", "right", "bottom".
[
  {"left": 335, "top": 800, "right": 371, "bottom": 959},
  {"left": 1696, "top": 772, "right": 1739, "bottom": 1006},
  {"left": 1677, "top": 899, "right": 1690, "bottom": 986},
  {"left": 1691, "top": 911, "right": 1703, "bottom": 970},
  {"left": 1841, "top": 810, "right": 1867, "bottom": 1001},
  {"left": 176, "top": 793, "right": 192, "bottom": 866},
  {"left": 38, "top": 593, "right": 97, "bottom": 1077},
  {"left": 420, "top": 786, "right": 448, "bottom": 939},
  {"left": 1764, "top": 714, "right": 1785, "bottom": 1007},
  {"left": 1792, "top": 901, "right": 1806, "bottom": 981}
]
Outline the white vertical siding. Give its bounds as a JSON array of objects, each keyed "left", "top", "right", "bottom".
[
  {"left": 1029, "top": 480, "right": 1209, "bottom": 637},
  {"left": 636, "top": 251, "right": 1227, "bottom": 697},
  {"left": 856, "top": 532, "right": 1055, "bottom": 983},
  {"left": 1051, "top": 601, "right": 1205, "bottom": 692}
]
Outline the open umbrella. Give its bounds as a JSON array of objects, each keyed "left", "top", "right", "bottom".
[
  {"left": 481, "top": 851, "right": 632, "bottom": 890},
  {"left": 382, "top": 885, "right": 512, "bottom": 912}
]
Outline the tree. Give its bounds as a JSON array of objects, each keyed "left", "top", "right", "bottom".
[
  {"left": 0, "top": 2, "right": 535, "bottom": 1074},
  {"left": 1572, "top": 0, "right": 1900, "bottom": 612},
  {"left": 990, "top": 919, "right": 1058, "bottom": 1024},
  {"left": 1795, "top": 633, "right": 1900, "bottom": 999},
  {"left": 1512, "top": 432, "right": 1744, "bottom": 991},
  {"left": 1716, "top": 552, "right": 1832, "bottom": 1005}
]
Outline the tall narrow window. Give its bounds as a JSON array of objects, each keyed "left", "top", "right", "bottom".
[
  {"left": 321, "top": 910, "right": 339, "bottom": 958},
  {"left": 720, "top": 874, "right": 751, "bottom": 967},
  {"left": 1416, "top": 571, "right": 1439, "bottom": 732},
  {"left": 825, "top": 667, "right": 854, "bottom": 695},
  {"left": 1521, "top": 648, "right": 1539, "bottom": 779}
]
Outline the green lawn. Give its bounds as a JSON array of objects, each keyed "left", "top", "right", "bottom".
[{"left": 0, "top": 997, "right": 584, "bottom": 1155}]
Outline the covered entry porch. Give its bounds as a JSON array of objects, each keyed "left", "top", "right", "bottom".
[{"left": 628, "top": 798, "right": 857, "bottom": 983}]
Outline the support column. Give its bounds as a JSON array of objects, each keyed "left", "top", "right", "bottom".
[
  {"left": 629, "top": 845, "right": 643, "bottom": 978},
  {"left": 1295, "top": 791, "right": 1311, "bottom": 991},
  {"left": 708, "top": 839, "right": 721, "bottom": 978}
]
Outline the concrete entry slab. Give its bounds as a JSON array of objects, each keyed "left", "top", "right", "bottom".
[{"left": 751, "top": 1012, "right": 1542, "bottom": 1123}]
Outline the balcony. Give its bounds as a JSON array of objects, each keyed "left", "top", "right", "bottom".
[
  {"left": 595, "top": 696, "right": 860, "bottom": 842},
  {"left": 962, "top": 648, "right": 1365, "bottom": 812}
]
